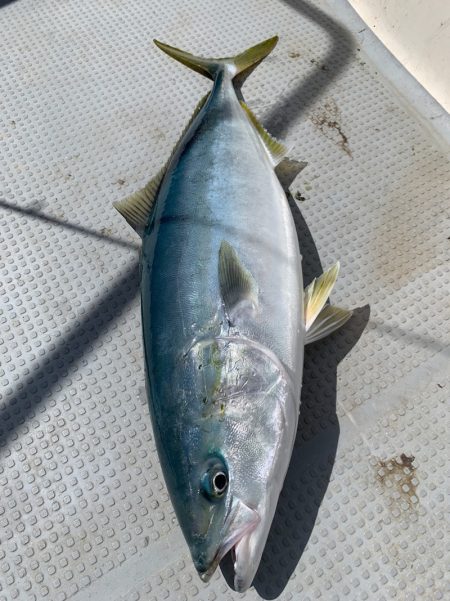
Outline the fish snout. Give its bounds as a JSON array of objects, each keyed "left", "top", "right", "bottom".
[
  {"left": 194, "top": 554, "right": 218, "bottom": 583},
  {"left": 192, "top": 499, "right": 260, "bottom": 585}
]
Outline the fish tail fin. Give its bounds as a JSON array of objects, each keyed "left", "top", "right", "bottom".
[{"left": 153, "top": 36, "right": 278, "bottom": 82}]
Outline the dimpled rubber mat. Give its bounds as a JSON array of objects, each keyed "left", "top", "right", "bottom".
[{"left": 0, "top": 0, "right": 449, "bottom": 600}]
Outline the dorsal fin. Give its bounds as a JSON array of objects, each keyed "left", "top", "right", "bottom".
[
  {"left": 113, "top": 92, "right": 210, "bottom": 235},
  {"left": 240, "top": 101, "right": 287, "bottom": 165},
  {"left": 218, "top": 241, "right": 258, "bottom": 324}
]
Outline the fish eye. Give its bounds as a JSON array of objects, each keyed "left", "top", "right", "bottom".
[
  {"left": 201, "top": 459, "right": 229, "bottom": 500},
  {"left": 212, "top": 471, "right": 227, "bottom": 494}
]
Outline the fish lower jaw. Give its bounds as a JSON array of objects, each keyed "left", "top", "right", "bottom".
[
  {"left": 197, "top": 503, "right": 261, "bottom": 590},
  {"left": 196, "top": 539, "right": 248, "bottom": 586},
  {"left": 197, "top": 509, "right": 260, "bottom": 588},
  {"left": 232, "top": 531, "right": 259, "bottom": 593},
  {"left": 198, "top": 563, "right": 218, "bottom": 584}
]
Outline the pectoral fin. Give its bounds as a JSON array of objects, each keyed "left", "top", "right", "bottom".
[
  {"left": 304, "top": 262, "right": 352, "bottom": 343},
  {"left": 218, "top": 241, "right": 258, "bottom": 324}
]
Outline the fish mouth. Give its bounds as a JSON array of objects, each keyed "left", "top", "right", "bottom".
[
  {"left": 232, "top": 529, "right": 261, "bottom": 593},
  {"left": 196, "top": 500, "right": 260, "bottom": 584}
]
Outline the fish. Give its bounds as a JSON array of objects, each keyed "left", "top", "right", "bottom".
[{"left": 113, "top": 36, "right": 352, "bottom": 592}]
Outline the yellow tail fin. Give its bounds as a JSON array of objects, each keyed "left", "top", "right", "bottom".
[{"left": 153, "top": 36, "right": 278, "bottom": 81}]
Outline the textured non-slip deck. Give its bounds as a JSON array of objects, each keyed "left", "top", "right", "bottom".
[{"left": 0, "top": 1, "right": 449, "bottom": 600}]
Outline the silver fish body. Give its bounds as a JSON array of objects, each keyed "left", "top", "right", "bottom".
[
  {"left": 142, "top": 66, "right": 303, "bottom": 589},
  {"left": 113, "top": 36, "right": 352, "bottom": 592}
]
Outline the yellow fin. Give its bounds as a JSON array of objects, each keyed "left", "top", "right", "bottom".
[
  {"left": 275, "top": 158, "right": 308, "bottom": 191},
  {"left": 305, "top": 304, "right": 353, "bottom": 344},
  {"left": 233, "top": 36, "right": 279, "bottom": 80},
  {"left": 304, "top": 263, "right": 340, "bottom": 330},
  {"left": 113, "top": 169, "right": 164, "bottom": 233},
  {"left": 240, "top": 101, "right": 287, "bottom": 165},
  {"left": 154, "top": 36, "right": 278, "bottom": 82},
  {"left": 113, "top": 92, "right": 209, "bottom": 234},
  {"left": 218, "top": 241, "right": 258, "bottom": 325}
]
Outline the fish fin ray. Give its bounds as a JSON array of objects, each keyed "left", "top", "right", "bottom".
[
  {"left": 113, "top": 168, "right": 164, "bottom": 234},
  {"left": 154, "top": 37, "right": 278, "bottom": 82},
  {"left": 172, "top": 91, "right": 210, "bottom": 152},
  {"left": 154, "top": 39, "right": 215, "bottom": 79},
  {"left": 232, "top": 36, "right": 279, "bottom": 83},
  {"left": 304, "top": 262, "right": 340, "bottom": 330},
  {"left": 112, "top": 93, "right": 210, "bottom": 234},
  {"left": 219, "top": 241, "right": 258, "bottom": 324},
  {"left": 240, "top": 101, "right": 287, "bottom": 165},
  {"left": 305, "top": 305, "right": 353, "bottom": 344},
  {"left": 275, "top": 158, "right": 308, "bottom": 191}
]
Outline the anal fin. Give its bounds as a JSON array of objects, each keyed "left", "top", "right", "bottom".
[{"left": 240, "top": 101, "right": 287, "bottom": 165}]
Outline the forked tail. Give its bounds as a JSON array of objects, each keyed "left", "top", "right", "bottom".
[{"left": 153, "top": 36, "right": 278, "bottom": 82}]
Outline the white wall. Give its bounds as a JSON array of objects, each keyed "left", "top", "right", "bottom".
[{"left": 348, "top": 0, "right": 450, "bottom": 112}]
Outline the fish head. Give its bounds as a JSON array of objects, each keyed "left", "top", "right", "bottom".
[
  {"left": 168, "top": 336, "right": 300, "bottom": 591},
  {"left": 185, "top": 454, "right": 261, "bottom": 582}
]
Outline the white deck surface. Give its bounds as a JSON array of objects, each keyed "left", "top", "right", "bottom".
[{"left": 0, "top": 1, "right": 449, "bottom": 600}]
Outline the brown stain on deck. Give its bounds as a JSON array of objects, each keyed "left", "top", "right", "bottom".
[
  {"left": 310, "top": 98, "right": 352, "bottom": 158},
  {"left": 375, "top": 453, "right": 419, "bottom": 515}
]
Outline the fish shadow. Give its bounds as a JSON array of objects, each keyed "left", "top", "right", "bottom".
[
  {"left": 265, "top": 0, "right": 355, "bottom": 138},
  {"left": 220, "top": 191, "right": 369, "bottom": 596},
  {"left": 0, "top": 262, "right": 140, "bottom": 448}
]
